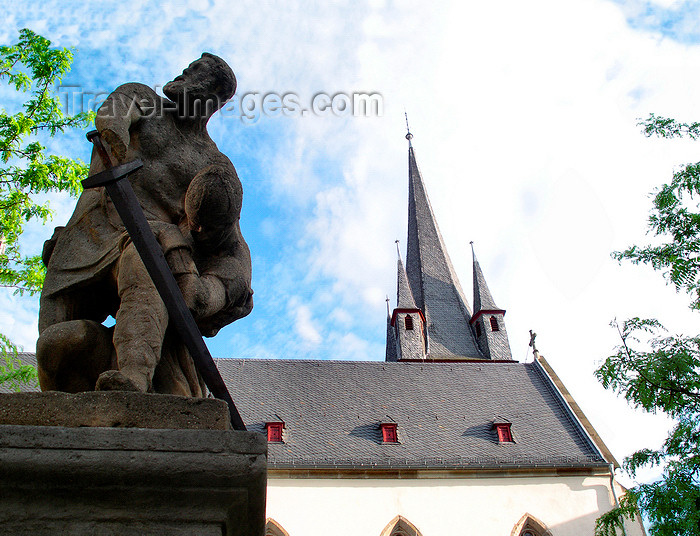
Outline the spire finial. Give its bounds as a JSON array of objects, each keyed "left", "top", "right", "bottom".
[
  {"left": 469, "top": 240, "right": 475, "bottom": 260},
  {"left": 386, "top": 295, "right": 391, "bottom": 317},
  {"left": 395, "top": 239, "right": 402, "bottom": 261},
  {"left": 404, "top": 110, "right": 413, "bottom": 145}
]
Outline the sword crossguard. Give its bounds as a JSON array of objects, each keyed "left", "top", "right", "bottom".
[
  {"left": 83, "top": 130, "right": 143, "bottom": 190},
  {"left": 81, "top": 159, "right": 144, "bottom": 190}
]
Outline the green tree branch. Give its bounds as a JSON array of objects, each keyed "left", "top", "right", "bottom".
[
  {"left": 595, "top": 114, "right": 700, "bottom": 536},
  {"left": 0, "top": 28, "right": 95, "bottom": 389}
]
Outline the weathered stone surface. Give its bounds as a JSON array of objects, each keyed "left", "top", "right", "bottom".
[
  {"left": 0, "top": 391, "right": 231, "bottom": 430},
  {"left": 0, "top": 424, "right": 267, "bottom": 536},
  {"left": 37, "top": 53, "right": 253, "bottom": 397}
]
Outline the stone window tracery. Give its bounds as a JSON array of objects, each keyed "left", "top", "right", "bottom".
[
  {"left": 380, "top": 515, "right": 423, "bottom": 536},
  {"left": 265, "top": 518, "right": 290, "bottom": 536},
  {"left": 511, "top": 514, "right": 550, "bottom": 536}
]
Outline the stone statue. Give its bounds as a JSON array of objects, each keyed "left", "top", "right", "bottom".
[{"left": 37, "top": 54, "right": 253, "bottom": 396}]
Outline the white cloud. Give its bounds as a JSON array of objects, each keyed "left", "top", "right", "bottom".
[
  {"left": 0, "top": 292, "right": 39, "bottom": 351},
  {"left": 3, "top": 0, "right": 700, "bottom": 481},
  {"left": 288, "top": 297, "right": 322, "bottom": 346}
]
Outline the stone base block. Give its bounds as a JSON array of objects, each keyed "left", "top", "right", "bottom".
[
  {"left": 0, "top": 392, "right": 267, "bottom": 536},
  {"left": 0, "top": 391, "right": 232, "bottom": 430}
]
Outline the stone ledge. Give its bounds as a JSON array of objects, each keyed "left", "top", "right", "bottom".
[
  {"left": 0, "top": 391, "right": 231, "bottom": 430},
  {"left": 0, "top": 424, "right": 268, "bottom": 536}
]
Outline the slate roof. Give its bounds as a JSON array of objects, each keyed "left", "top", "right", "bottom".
[
  {"left": 216, "top": 358, "right": 606, "bottom": 470},
  {"left": 5, "top": 353, "right": 606, "bottom": 470},
  {"left": 404, "top": 146, "right": 484, "bottom": 360}
]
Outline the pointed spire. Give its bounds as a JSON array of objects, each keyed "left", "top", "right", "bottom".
[
  {"left": 397, "top": 258, "right": 418, "bottom": 310},
  {"left": 395, "top": 239, "right": 418, "bottom": 310},
  {"left": 404, "top": 136, "right": 482, "bottom": 359},
  {"left": 471, "top": 242, "right": 501, "bottom": 313}
]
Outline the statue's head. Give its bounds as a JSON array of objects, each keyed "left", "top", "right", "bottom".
[
  {"left": 163, "top": 53, "right": 236, "bottom": 115},
  {"left": 185, "top": 164, "right": 241, "bottom": 251}
]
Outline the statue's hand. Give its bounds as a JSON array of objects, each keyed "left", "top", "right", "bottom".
[{"left": 236, "top": 288, "right": 254, "bottom": 317}]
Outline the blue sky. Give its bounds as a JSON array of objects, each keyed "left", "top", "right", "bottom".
[
  {"left": 3, "top": 0, "right": 700, "bottom": 487},
  {"left": 613, "top": 0, "right": 700, "bottom": 43}
]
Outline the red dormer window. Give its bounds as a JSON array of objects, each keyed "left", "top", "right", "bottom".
[
  {"left": 380, "top": 422, "right": 398, "bottom": 443},
  {"left": 496, "top": 424, "right": 512, "bottom": 442},
  {"left": 404, "top": 315, "right": 413, "bottom": 330},
  {"left": 266, "top": 422, "right": 284, "bottom": 442},
  {"left": 490, "top": 316, "right": 500, "bottom": 332},
  {"left": 493, "top": 421, "right": 513, "bottom": 443}
]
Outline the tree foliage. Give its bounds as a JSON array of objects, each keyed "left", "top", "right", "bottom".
[
  {"left": 0, "top": 333, "right": 35, "bottom": 391},
  {"left": 0, "top": 28, "right": 94, "bottom": 387},
  {"left": 616, "top": 114, "right": 700, "bottom": 310},
  {"left": 595, "top": 115, "right": 700, "bottom": 536}
]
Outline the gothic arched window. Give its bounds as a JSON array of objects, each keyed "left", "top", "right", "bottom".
[
  {"left": 510, "top": 514, "right": 550, "bottom": 536},
  {"left": 490, "top": 316, "right": 499, "bottom": 331},
  {"left": 265, "top": 518, "right": 290, "bottom": 536},
  {"left": 404, "top": 315, "right": 413, "bottom": 330},
  {"left": 380, "top": 515, "right": 423, "bottom": 536}
]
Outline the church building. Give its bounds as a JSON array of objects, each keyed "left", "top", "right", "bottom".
[
  {"left": 214, "top": 132, "right": 646, "bottom": 536},
  {"left": 8, "top": 133, "right": 645, "bottom": 536}
]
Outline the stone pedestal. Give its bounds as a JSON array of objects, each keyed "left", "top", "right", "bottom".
[{"left": 0, "top": 393, "right": 267, "bottom": 536}]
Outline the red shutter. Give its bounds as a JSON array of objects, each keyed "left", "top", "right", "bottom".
[
  {"left": 381, "top": 423, "right": 398, "bottom": 443},
  {"left": 496, "top": 424, "right": 512, "bottom": 442},
  {"left": 267, "top": 423, "right": 283, "bottom": 442}
]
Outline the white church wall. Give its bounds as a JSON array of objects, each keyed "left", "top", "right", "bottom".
[{"left": 266, "top": 474, "right": 645, "bottom": 536}]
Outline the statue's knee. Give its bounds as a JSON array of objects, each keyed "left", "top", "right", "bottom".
[{"left": 36, "top": 320, "right": 113, "bottom": 392}]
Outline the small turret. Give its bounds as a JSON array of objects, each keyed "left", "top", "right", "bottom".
[
  {"left": 469, "top": 243, "right": 512, "bottom": 360},
  {"left": 388, "top": 249, "right": 426, "bottom": 361}
]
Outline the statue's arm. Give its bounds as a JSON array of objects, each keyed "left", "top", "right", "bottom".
[
  {"left": 95, "top": 84, "right": 152, "bottom": 161},
  {"left": 158, "top": 224, "right": 230, "bottom": 320}
]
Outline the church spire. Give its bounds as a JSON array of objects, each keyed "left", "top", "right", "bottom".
[
  {"left": 404, "top": 133, "right": 483, "bottom": 359},
  {"left": 471, "top": 242, "right": 500, "bottom": 312},
  {"left": 469, "top": 243, "right": 512, "bottom": 360},
  {"left": 395, "top": 241, "right": 417, "bottom": 310}
]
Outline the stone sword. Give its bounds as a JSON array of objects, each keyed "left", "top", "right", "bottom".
[{"left": 82, "top": 130, "right": 247, "bottom": 431}]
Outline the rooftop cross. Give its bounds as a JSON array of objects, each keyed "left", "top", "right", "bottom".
[{"left": 529, "top": 330, "right": 539, "bottom": 355}]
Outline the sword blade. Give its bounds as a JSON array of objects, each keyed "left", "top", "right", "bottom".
[{"left": 95, "top": 174, "right": 246, "bottom": 431}]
